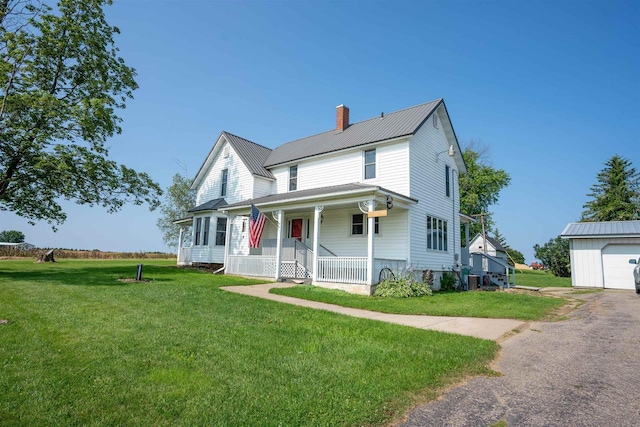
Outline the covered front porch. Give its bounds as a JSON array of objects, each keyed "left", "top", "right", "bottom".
[{"left": 222, "top": 183, "right": 416, "bottom": 295}]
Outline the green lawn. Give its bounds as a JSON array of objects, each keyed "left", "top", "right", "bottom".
[
  {"left": 0, "top": 259, "right": 499, "bottom": 426},
  {"left": 271, "top": 285, "right": 567, "bottom": 321},
  {"left": 514, "top": 269, "right": 572, "bottom": 288}
]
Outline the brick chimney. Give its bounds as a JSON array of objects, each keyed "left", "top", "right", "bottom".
[{"left": 336, "top": 104, "right": 349, "bottom": 131}]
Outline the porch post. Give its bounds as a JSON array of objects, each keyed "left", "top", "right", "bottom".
[
  {"left": 366, "top": 200, "right": 375, "bottom": 285},
  {"left": 465, "top": 222, "right": 470, "bottom": 248},
  {"left": 177, "top": 227, "right": 183, "bottom": 264},
  {"left": 224, "top": 214, "right": 233, "bottom": 268},
  {"left": 275, "top": 210, "right": 283, "bottom": 280},
  {"left": 312, "top": 206, "right": 323, "bottom": 283}
]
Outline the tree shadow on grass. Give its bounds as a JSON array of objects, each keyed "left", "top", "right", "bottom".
[{"left": 0, "top": 263, "right": 180, "bottom": 286}]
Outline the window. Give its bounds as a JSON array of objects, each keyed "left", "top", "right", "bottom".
[
  {"left": 203, "top": 217, "right": 210, "bottom": 246},
  {"left": 223, "top": 146, "right": 230, "bottom": 158},
  {"left": 195, "top": 218, "right": 202, "bottom": 246},
  {"left": 289, "top": 165, "right": 298, "bottom": 191},
  {"left": 351, "top": 213, "right": 380, "bottom": 235},
  {"left": 220, "top": 169, "right": 228, "bottom": 197},
  {"left": 352, "top": 214, "right": 364, "bottom": 235},
  {"left": 364, "top": 149, "right": 376, "bottom": 179},
  {"left": 433, "top": 113, "right": 438, "bottom": 128},
  {"left": 426, "top": 215, "right": 448, "bottom": 252},
  {"left": 445, "top": 164, "right": 450, "bottom": 197},
  {"left": 216, "top": 217, "right": 227, "bottom": 246}
]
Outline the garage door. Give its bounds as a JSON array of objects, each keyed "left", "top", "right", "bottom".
[{"left": 602, "top": 244, "right": 640, "bottom": 290}]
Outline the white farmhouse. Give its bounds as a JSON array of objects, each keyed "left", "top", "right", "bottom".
[{"left": 177, "top": 100, "right": 475, "bottom": 294}]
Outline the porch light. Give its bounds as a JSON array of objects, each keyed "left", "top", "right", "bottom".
[{"left": 436, "top": 145, "right": 455, "bottom": 162}]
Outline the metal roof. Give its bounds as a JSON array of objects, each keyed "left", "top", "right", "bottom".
[
  {"left": 222, "top": 132, "right": 274, "bottom": 179},
  {"left": 263, "top": 100, "right": 442, "bottom": 167},
  {"left": 561, "top": 220, "right": 640, "bottom": 238},
  {"left": 188, "top": 198, "right": 228, "bottom": 213},
  {"left": 222, "top": 182, "right": 418, "bottom": 210},
  {"left": 470, "top": 233, "right": 507, "bottom": 252}
]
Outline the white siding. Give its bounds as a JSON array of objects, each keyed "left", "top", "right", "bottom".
[
  {"left": 407, "top": 106, "right": 460, "bottom": 270},
  {"left": 196, "top": 140, "right": 255, "bottom": 206},
  {"left": 190, "top": 214, "right": 226, "bottom": 263},
  {"left": 569, "top": 237, "right": 640, "bottom": 288},
  {"left": 253, "top": 177, "right": 274, "bottom": 199},
  {"left": 268, "top": 139, "right": 410, "bottom": 195}
]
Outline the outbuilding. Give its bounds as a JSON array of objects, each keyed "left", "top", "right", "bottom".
[{"left": 561, "top": 220, "right": 640, "bottom": 290}]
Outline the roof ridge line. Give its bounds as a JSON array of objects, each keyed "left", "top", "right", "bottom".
[{"left": 222, "top": 130, "right": 273, "bottom": 152}]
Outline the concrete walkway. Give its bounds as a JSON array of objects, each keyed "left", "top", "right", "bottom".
[{"left": 220, "top": 283, "right": 525, "bottom": 341}]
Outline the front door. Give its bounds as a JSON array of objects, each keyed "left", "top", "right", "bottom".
[{"left": 290, "top": 218, "right": 303, "bottom": 242}]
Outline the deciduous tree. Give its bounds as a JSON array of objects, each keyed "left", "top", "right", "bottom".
[
  {"left": 459, "top": 142, "right": 511, "bottom": 236},
  {"left": 581, "top": 155, "right": 640, "bottom": 222},
  {"left": 0, "top": 0, "right": 161, "bottom": 229},
  {"left": 533, "top": 236, "right": 570, "bottom": 277},
  {"left": 0, "top": 229, "right": 25, "bottom": 242},
  {"left": 156, "top": 173, "right": 195, "bottom": 249}
]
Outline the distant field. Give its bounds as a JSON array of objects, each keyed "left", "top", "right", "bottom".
[
  {"left": 0, "top": 247, "right": 174, "bottom": 259},
  {"left": 0, "top": 259, "right": 499, "bottom": 426}
]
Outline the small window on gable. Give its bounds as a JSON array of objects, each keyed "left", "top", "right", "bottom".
[
  {"left": 445, "top": 164, "right": 451, "bottom": 197},
  {"left": 364, "top": 149, "right": 376, "bottom": 180},
  {"left": 289, "top": 165, "right": 298, "bottom": 191},
  {"left": 220, "top": 169, "right": 228, "bottom": 197},
  {"left": 433, "top": 113, "right": 439, "bottom": 128},
  {"left": 223, "top": 146, "right": 230, "bottom": 158},
  {"left": 351, "top": 214, "right": 364, "bottom": 235}
]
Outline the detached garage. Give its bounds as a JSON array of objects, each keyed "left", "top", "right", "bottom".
[{"left": 561, "top": 220, "right": 640, "bottom": 290}]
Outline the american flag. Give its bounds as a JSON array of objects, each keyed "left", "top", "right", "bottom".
[{"left": 249, "top": 204, "right": 266, "bottom": 248}]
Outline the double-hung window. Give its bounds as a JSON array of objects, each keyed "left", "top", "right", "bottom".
[
  {"left": 364, "top": 149, "right": 376, "bottom": 179},
  {"left": 289, "top": 165, "right": 298, "bottom": 191},
  {"left": 220, "top": 169, "right": 228, "bottom": 197},
  {"left": 445, "top": 165, "right": 450, "bottom": 197},
  {"left": 195, "top": 218, "right": 202, "bottom": 246},
  {"left": 202, "top": 217, "right": 210, "bottom": 245},
  {"left": 216, "top": 218, "right": 227, "bottom": 246},
  {"left": 426, "top": 215, "right": 448, "bottom": 251},
  {"left": 351, "top": 213, "right": 380, "bottom": 235}
]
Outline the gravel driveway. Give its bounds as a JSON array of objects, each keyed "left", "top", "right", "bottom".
[{"left": 401, "top": 289, "right": 640, "bottom": 427}]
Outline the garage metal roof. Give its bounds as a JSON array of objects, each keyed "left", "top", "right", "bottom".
[{"left": 561, "top": 220, "right": 640, "bottom": 238}]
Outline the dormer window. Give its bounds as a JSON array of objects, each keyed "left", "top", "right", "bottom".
[
  {"left": 289, "top": 165, "right": 298, "bottom": 191},
  {"left": 364, "top": 149, "right": 376, "bottom": 180},
  {"left": 220, "top": 169, "right": 228, "bottom": 197}
]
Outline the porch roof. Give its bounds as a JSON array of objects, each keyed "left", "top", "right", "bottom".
[
  {"left": 222, "top": 183, "right": 418, "bottom": 212},
  {"left": 188, "top": 198, "right": 228, "bottom": 213}
]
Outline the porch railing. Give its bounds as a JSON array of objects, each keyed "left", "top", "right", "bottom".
[
  {"left": 316, "top": 257, "right": 368, "bottom": 285},
  {"left": 227, "top": 255, "right": 276, "bottom": 278},
  {"left": 177, "top": 247, "right": 192, "bottom": 265},
  {"left": 470, "top": 253, "right": 516, "bottom": 288},
  {"left": 262, "top": 238, "right": 313, "bottom": 277}
]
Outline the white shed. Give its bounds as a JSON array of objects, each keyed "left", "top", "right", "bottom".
[{"left": 561, "top": 220, "right": 640, "bottom": 290}]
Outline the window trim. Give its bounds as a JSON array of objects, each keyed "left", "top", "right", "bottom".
[
  {"left": 215, "top": 217, "right": 227, "bottom": 246},
  {"left": 220, "top": 168, "right": 228, "bottom": 197},
  {"left": 350, "top": 212, "right": 380, "bottom": 236},
  {"left": 202, "top": 217, "right": 210, "bottom": 246},
  {"left": 445, "top": 164, "right": 451, "bottom": 197},
  {"left": 195, "top": 217, "right": 202, "bottom": 246},
  {"left": 289, "top": 165, "right": 298, "bottom": 191},
  {"left": 426, "top": 214, "right": 448, "bottom": 252},
  {"left": 363, "top": 148, "right": 376, "bottom": 180}
]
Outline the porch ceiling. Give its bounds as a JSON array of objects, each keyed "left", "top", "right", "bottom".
[{"left": 222, "top": 183, "right": 417, "bottom": 215}]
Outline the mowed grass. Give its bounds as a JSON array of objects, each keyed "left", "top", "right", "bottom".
[
  {"left": 0, "top": 259, "right": 499, "bottom": 426},
  {"left": 514, "top": 269, "right": 572, "bottom": 288},
  {"left": 271, "top": 285, "right": 567, "bottom": 321}
]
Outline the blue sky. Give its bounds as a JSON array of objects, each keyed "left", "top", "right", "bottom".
[{"left": 1, "top": 0, "right": 638, "bottom": 263}]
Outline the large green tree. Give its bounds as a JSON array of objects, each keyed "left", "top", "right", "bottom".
[
  {"left": 459, "top": 143, "right": 511, "bottom": 236},
  {"left": 0, "top": 229, "right": 24, "bottom": 242},
  {"left": 156, "top": 173, "right": 195, "bottom": 249},
  {"left": 581, "top": 155, "right": 640, "bottom": 222},
  {"left": 0, "top": 0, "right": 161, "bottom": 228},
  {"left": 533, "top": 236, "right": 570, "bottom": 277}
]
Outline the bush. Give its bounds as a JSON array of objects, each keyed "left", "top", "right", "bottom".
[
  {"left": 533, "top": 236, "right": 571, "bottom": 277},
  {"left": 374, "top": 271, "right": 433, "bottom": 298},
  {"left": 439, "top": 271, "right": 458, "bottom": 291}
]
